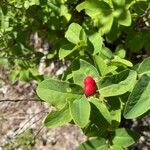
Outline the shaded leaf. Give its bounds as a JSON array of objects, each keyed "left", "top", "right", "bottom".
[
  {"left": 89, "top": 97, "right": 111, "bottom": 124},
  {"left": 116, "top": 9, "right": 131, "bottom": 26},
  {"left": 112, "top": 128, "right": 139, "bottom": 148},
  {"left": 124, "top": 74, "right": 150, "bottom": 118},
  {"left": 107, "top": 97, "right": 122, "bottom": 129},
  {"left": 59, "top": 44, "right": 75, "bottom": 59},
  {"left": 77, "top": 137, "right": 108, "bottom": 150}
]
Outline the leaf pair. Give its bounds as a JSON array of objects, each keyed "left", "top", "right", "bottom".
[
  {"left": 59, "top": 23, "right": 87, "bottom": 59},
  {"left": 43, "top": 96, "right": 90, "bottom": 128},
  {"left": 44, "top": 96, "right": 112, "bottom": 129}
]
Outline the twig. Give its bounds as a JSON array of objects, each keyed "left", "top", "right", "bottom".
[
  {"left": 0, "top": 98, "right": 43, "bottom": 103},
  {"left": 12, "top": 109, "right": 49, "bottom": 138}
]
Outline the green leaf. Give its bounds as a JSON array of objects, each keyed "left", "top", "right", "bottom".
[
  {"left": 0, "top": 7, "right": 10, "bottom": 31},
  {"left": 138, "top": 57, "right": 150, "bottom": 76},
  {"left": 19, "top": 69, "right": 30, "bottom": 81},
  {"left": 98, "top": 14, "right": 114, "bottom": 35},
  {"left": 71, "top": 59, "right": 100, "bottom": 86},
  {"left": 106, "top": 21, "right": 120, "bottom": 41},
  {"left": 59, "top": 44, "right": 75, "bottom": 59},
  {"left": 24, "top": 0, "right": 40, "bottom": 9},
  {"left": 126, "top": 31, "right": 144, "bottom": 52},
  {"left": 36, "top": 79, "right": 83, "bottom": 109},
  {"left": 65, "top": 23, "right": 86, "bottom": 44},
  {"left": 8, "top": 70, "right": 19, "bottom": 82},
  {"left": 144, "top": 31, "right": 150, "bottom": 54},
  {"left": 76, "top": 0, "right": 113, "bottom": 34},
  {"left": 100, "top": 47, "right": 113, "bottom": 59},
  {"left": 94, "top": 55, "right": 117, "bottom": 76},
  {"left": 80, "top": 29, "right": 87, "bottom": 43},
  {"left": 111, "top": 145, "right": 122, "bottom": 150},
  {"left": 105, "top": 66, "right": 118, "bottom": 75},
  {"left": 89, "top": 97, "right": 111, "bottom": 124},
  {"left": 44, "top": 105, "right": 72, "bottom": 128},
  {"left": 116, "top": 9, "right": 131, "bottom": 26},
  {"left": 29, "top": 68, "right": 39, "bottom": 76},
  {"left": 111, "top": 56, "right": 133, "bottom": 67},
  {"left": 0, "top": 58, "right": 9, "bottom": 68},
  {"left": 124, "top": 74, "right": 150, "bottom": 119},
  {"left": 99, "top": 70, "right": 137, "bottom": 97},
  {"left": 94, "top": 55, "right": 108, "bottom": 76},
  {"left": 107, "top": 97, "right": 122, "bottom": 129},
  {"left": 70, "top": 96, "right": 91, "bottom": 128},
  {"left": 112, "top": 128, "right": 139, "bottom": 148},
  {"left": 89, "top": 32, "right": 103, "bottom": 55},
  {"left": 77, "top": 138, "right": 108, "bottom": 150},
  {"left": 89, "top": 102, "right": 111, "bottom": 135},
  {"left": 112, "top": 0, "right": 125, "bottom": 6},
  {"left": 114, "top": 45, "right": 126, "bottom": 58},
  {"left": 82, "top": 122, "right": 108, "bottom": 137}
]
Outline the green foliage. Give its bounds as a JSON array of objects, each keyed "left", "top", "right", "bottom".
[
  {"left": 37, "top": 57, "right": 150, "bottom": 149},
  {"left": 1, "top": 0, "right": 150, "bottom": 149},
  {"left": 0, "top": 0, "right": 149, "bottom": 82}
]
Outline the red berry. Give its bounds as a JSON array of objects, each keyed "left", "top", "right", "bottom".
[
  {"left": 84, "top": 84, "right": 95, "bottom": 96},
  {"left": 83, "top": 76, "right": 96, "bottom": 96},
  {"left": 84, "top": 76, "right": 95, "bottom": 85}
]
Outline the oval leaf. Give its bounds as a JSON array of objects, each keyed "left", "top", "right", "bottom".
[
  {"left": 99, "top": 70, "right": 137, "bottom": 97},
  {"left": 112, "top": 128, "right": 139, "bottom": 148},
  {"left": 124, "top": 74, "right": 150, "bottom": 118},
  {"left": 70, "top": 96, "right": 91, "bottom": 128},
  {"left": 36, "top": 79, "right": 83, "bottom": 109},
  {"left": 65, "top": 23, "right": 82, "bottom": 44},
  {"left": 111, "top": 56, "right": 133, "bottom": 67},
  {"left": 44, "top": 105, "right": 72, "bottom": 128}
]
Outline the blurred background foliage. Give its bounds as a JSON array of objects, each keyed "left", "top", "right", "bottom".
[{"left": 0, "top": 0, "right": 149, "bottom": 82}]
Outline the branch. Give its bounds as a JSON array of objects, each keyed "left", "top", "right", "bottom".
[{"left": 0, "top": 98, "right": 44, "bottom": 103}]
